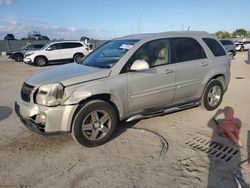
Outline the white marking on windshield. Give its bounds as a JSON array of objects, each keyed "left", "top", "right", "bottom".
[{"left": 120, "top": 44, "right": 133, "bottom": 50}]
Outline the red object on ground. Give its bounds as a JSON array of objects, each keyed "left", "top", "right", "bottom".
[{"left": 218, "top": 107, "right": 240, "bottom": 145}]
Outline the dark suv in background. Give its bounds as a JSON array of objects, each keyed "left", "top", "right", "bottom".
[
  {"left": 220, "top": 39, "right": 236, "bottom": 58},
  {"left": 7, "top": 44, "right": 45, "bottom": 62}
]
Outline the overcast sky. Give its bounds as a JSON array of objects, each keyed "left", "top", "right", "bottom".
[{"left": 0, "top": 0, "right": 249, "bottom": 40}]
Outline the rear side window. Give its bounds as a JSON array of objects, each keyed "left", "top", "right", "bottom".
[
  {"left": 62, "top": 42, "right": 83, "bottom": 49},
  {"left": 72, "top": 42, "right": 83, "bottom": 48},
  {"left": 170, "top": 37, "right": 206, "bottom": 63},
  {"left": 203, "top": 38, "right": 226, "bottom": 57}
]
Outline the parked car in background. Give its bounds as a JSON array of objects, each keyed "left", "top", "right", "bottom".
[
  {"left": 41, "top": 36, "right": 50, "bottom": 40},
  {"left": 4, "top": 33, "right": 15, "bottom": 40},
  {"left": 235, "top": 41, "right": 250, "bottom": 51},
  {"left": 219, "top": 39, "right": 236, "bottom": 58},
  {"left": 7, "top": 44, "right": 45, "bottom": 62},
  {"left": 24, "top": 41, "right": 90, "bottom": 66},
  {"left": 15, "top": 31, "right": 231, "bottom": 147}
]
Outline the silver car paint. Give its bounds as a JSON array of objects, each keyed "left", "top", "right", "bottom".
[{"left": 16, "top": 31, "right": 230, "bottom": 133}]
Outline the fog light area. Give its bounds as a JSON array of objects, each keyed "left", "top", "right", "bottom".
[{"left": 35, "top": 113, "right": 46, "bottom": 126}]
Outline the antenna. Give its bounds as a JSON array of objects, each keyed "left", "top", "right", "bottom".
[{"left": 187, "top": 25, "right": 190, "bottom": 31}]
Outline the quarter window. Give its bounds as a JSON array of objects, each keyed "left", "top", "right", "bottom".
[
  {"left": 170, "top": 37, "right": 206, "bottom": 63},
  {"left": 203, "top": 38, "right": 226, "bottom": 57}
]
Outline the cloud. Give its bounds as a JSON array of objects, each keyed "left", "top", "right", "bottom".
[
  {"left": 0, "top": 0, "right": 16, "bottom": 5},
  {"left": 0, "top": 18, "right": 113, "bottom": 39}
]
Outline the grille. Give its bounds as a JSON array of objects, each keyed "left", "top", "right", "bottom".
[
  {"left": 186, "top": 136, "right": 239, "bottom": 162},
  {"left": 21, "top": 82, "right": 34, "bottom": 102}
]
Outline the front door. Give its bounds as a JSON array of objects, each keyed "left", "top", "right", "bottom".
[{"left": 126, "top": 39, "right": 176, "bottom": 114}]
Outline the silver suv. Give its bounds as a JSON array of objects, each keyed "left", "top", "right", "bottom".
[{"left": 15, "top": 31, "right": 231, "bottom": 147}]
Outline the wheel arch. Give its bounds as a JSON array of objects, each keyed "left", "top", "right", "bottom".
[
  {"left": 73, "top": 52, "right": 84, "bottom": 58},
  {"left": 70, "top": 93, "right": 120, "bottom": 132},
  {"left": 34, "top": 55, "right": 48, "bottom": 62},
  {"left": 13, "top": 52, "right": 24, "bottom": 58},
  {"left": 202, "top": 74, "right": 226, "bottom": 98}
]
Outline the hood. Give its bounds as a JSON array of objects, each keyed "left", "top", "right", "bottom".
[{"left": 25, "top": 63, "right": 111, "bottom": 86}]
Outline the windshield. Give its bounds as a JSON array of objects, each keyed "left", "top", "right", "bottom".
[
  {"left": 82, "top": 39, "right": 139, "bottom": 68},
  {"left": 40, "top": 43, "right": 50, "bottom": 50}
]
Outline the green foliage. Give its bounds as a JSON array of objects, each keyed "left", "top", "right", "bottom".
[
  {"left": 215, "top": 28, "right": 250, "bottom": 38},
  {"left": 232, "top": 28, "right": 248, "bottom": 38},
  {"left": 215, "top": 31, "right": 231, "bottom": 38}
]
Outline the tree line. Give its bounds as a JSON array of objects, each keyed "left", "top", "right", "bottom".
[{"left": 215, "top": 29, "right": 250, "bottom": 39}]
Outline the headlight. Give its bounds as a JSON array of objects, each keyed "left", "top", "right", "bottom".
[
  {"left": 35, "top": 83, "right": 64, "bottom": 107},
  {"left": 25, "top": 52, "right": 34, "bottom": 57}
]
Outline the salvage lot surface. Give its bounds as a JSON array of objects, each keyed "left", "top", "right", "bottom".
[{"left": 0, "top": 54, "right": 250, "bottom": 188}]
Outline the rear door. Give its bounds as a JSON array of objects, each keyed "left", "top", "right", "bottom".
[
  {"left": 126, "top": 39, "right": 176, "bottom": 113},
  {"left": 170, "top": 37, "right": 209, "bottom": 101}
]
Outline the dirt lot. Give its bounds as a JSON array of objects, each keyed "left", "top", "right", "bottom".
[{"left": 0, "top": 53, "right": 250, "bottom": 188}]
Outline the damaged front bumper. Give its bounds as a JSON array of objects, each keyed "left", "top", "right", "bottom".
[{"left": 15, "top": 98, "right": 78, "bottom": 135}]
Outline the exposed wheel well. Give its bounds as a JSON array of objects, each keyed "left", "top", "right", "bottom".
[{"left": 70, "top": 94, "right": 120, "bottom": 132}]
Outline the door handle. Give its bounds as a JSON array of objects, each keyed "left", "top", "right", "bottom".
[
  {"left": 164, "top": 69, "right": 174, "bottom": 74},
  {"left": 201, "top": 62, "right": 208, "bottom": 67}
]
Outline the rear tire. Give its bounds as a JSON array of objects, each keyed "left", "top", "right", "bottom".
[
  {"left": 13, "top": 53, "right": 23, "bottom": 62},
  {"left": 228, "top": 51, "right": 233, "bottom": 58},
  {"left": 35, "top": 56, "right": 47, "bottom": 66},
  {"left": 73, "top": 53, "right": 84, "bottom": 63},
  {"left": 202, "top": 80, "right": 224, "bottom": 111},
  {"left": 72, "top": 100, "right": 118, "bottom": 147}
]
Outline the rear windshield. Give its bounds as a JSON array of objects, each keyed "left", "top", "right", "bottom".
[
  {"left": 83, "top": 39, "right": 139, "bottom": 68},
  {"left": 203, "top": 38, "right": 226, "bottom": 57}
]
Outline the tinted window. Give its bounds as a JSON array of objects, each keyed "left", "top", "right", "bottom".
[
  {"left": 72, "top": 42, "right": 83, "bottom": 48},
  {"left": 203, "top": 38, "right": 226, "bottom": 57},
  {"left": 128, "top": 39, "right": 170, "bottom": 68},
  {"left": 33, "top": 44, "right": 44, "bottom": 49},
  {"left": 54, "top": 43, "right": 63, "bottom": 50},
  {"left": 170, "top": 37, "right": 206, "bottom": 63},
  {"left": 61, "top": 43, "right": 73, "bottom": 49},
  {"left": 49, "top": 43, "right": 63, "bottom": 50},
  {"left": 220, "top": 40, "right": 233, "bottom": 45},
  {"left": 62, "top": 42, "right": 83, "bottom": 49}
]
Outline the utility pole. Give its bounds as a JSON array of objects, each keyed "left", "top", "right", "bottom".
[{"left": 138, "top": 17, "right": 141, "bottom": 33}]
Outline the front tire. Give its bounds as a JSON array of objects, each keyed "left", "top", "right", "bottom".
[
  {"left": 13, "top": 53, "right": 23, "bottom": 62},
  {"left": 35, "top": 56, "right": 47, "bottom": 66},
  {"left": 203, "top": 80, "right": 224, "bottom": 111},
  {"left": 72, "top": 100, "right": 118, "bottom": 147}
]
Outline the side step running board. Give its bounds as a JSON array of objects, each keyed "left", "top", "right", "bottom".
[{"left": 126, "top": 101, "right": 201, "bottom": 122}]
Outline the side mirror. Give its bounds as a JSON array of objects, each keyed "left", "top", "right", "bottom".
[
  {"left": 130, "top": 60, "right": 149, "bottom": 71},
  {"left": 46, "top": 47, "right": 52, "bottom": 51}
]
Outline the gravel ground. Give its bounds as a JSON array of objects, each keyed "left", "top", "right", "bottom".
[{"left": 0, "top": 53, "right": 249, "bottom": 188}]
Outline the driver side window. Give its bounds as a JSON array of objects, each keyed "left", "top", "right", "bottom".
[{"left": 127, "top": 39, "right": 170, "bottom": 71}]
